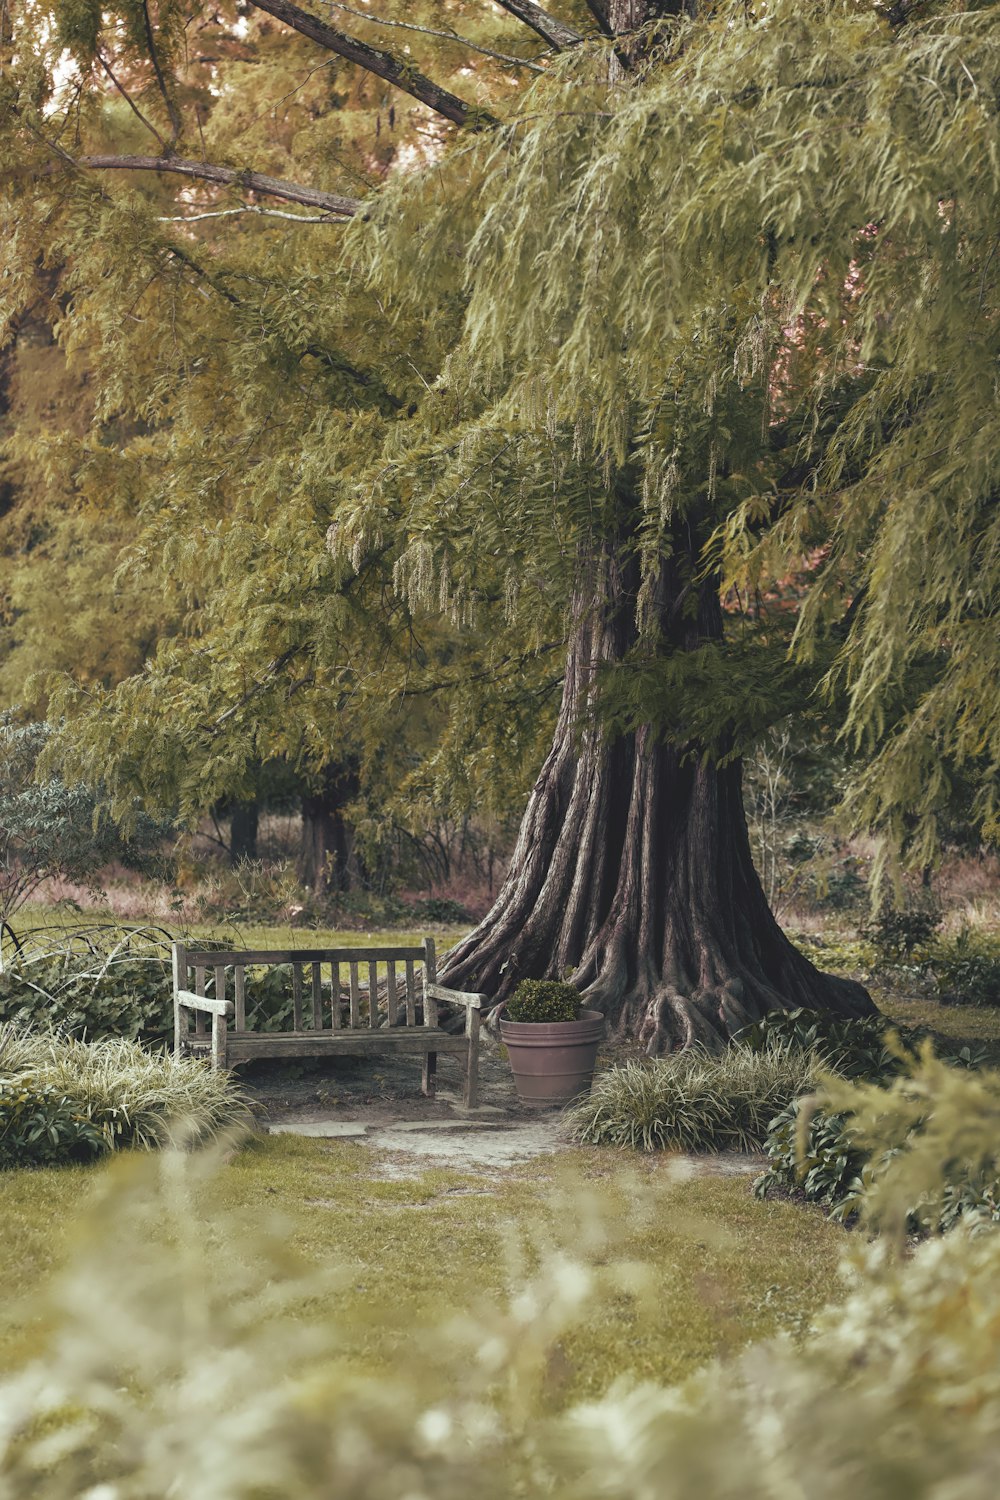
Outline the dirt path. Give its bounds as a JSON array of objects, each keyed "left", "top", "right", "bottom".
[{"left": 251, "top": 1038, "right": 764, "bottom": 1180}]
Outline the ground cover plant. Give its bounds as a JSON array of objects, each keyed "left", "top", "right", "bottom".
[{"left": 756, "top": 1048, "right": 1000, "bottom": 1232}]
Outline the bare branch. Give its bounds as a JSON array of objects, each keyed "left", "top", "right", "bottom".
[
  {"left": 582, "top": 1, "right": 615, "bottom": 36},
  {"left": 77, "top": 154, "right": 361, "bottom": 215},
  {"left": 96, "top": 49, "right": 168, "bottom": 150},
  {"left": 158, "top": 205, "right": 345, "bottom": 223},
  {"left": 492, "top": 1, "right": 584, "bottom": 50},
  {"left": 323, "top": 2, "right": 545, "bottom": 71},
  {"left": 141, "top": 0, "right": 183, "bottom": 145},
  {"left": 247, "top": 0, "right": 495, "bottom": 126}
]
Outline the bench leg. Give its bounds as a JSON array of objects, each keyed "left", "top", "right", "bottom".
[
  {"left": 211, "top": 1013, "right": 227, "bottom": 1071},
  {"left": 422, "top": 1051, "right": 437, "bottom": 1098},
  {"left": 463, "top": 1011, "right": 481, "bottom": 1109}
]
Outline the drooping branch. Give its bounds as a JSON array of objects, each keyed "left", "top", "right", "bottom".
[
  {"left": 247, "top": 0, "right": 496, "bottom": 126},
  {"left": 492, "top": 1, "right": 584, "bottom": 50},
  {"left": 76, "top": 155, "right": 361, "bottom": 215}
]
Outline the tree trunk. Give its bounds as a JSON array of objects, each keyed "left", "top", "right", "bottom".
[
  {"left": 229, "top": 800, "right": 259, "bottom": 865},
  {"left": 298, "top": 765, "right": 360, "bottom": 896},
  {"left": 440, "top": 522, "right": 875, "bottom": 1052}
]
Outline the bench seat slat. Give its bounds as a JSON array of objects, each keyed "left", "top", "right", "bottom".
[{"left": 219, "top": 1031, "right": 470, "bottom": 1062}]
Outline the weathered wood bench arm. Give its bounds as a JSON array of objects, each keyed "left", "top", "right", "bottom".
[
  {"left": 174, "top": 987, "right": 234, "bottom": 1069},
  {"left": 175, "top": 990, "right": 235, "bottom": 1018},
  {"left": 425, "top": 982, "right": 486, "bottom": 1011},
  {"left": 422, "top": 979, "right": 486, "bottom": 1108}
]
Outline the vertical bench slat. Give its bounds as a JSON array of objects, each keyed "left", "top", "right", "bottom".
[
  {"left": 172, "top": 942, "right": 188, "bottom": 1057},
  {"left": 420, "top": 937, "right": 437, "bottom": 1097},
  {"left": 311, "top": 963, "right": 323, "bottom": 1030},
  {"left": 234, "top": 966, "right": 246, "bottom": 1031},
  {"left": 405, "top": 959, "right": 417, "bottom": 1026},
  {"left": 386, "top": 962, "right": 398, "bottom": 1027},
  {"left": 292, "top": 965, "right": 303, "bottom": 1031},
  {"left": 194, "top": 966, "right": 206, "bottom": 1036},
  {"left": 368, "top": 961, "right": 378, "bottom": 1028},
  {"left": 331, "top": 962, "right": 341, "bottom": 1030},
  {"left": 423, "top": 938, "right": 438, "bottom": 1029},
  {"left": 349, "top": 962, "right": 361, "bottom": 1027},
  {"left": 214, "top": 965, "right": 226, "bottom": 1014}
]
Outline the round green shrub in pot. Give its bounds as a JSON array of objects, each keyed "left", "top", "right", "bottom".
[{"left": 500, "top": 980, "right": 603, "bottom": 1108}]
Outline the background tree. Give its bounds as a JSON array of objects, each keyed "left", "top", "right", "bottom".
[{"left": 0, "top": 714, "right": 165, "bottom": 935}]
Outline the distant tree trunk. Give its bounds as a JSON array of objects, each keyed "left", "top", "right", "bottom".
[
  {"left": 298, "top": 765, "right": 360, "bottom": 896},
  {"left": 229, "top": 800, "right": 259, "bottom": 865},
  {"left": 440, "top": 508, "right": 875, "bottom": 1051}
]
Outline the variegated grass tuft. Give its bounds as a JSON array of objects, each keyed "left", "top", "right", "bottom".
[
  {"left": 567, "top": 1043, "right": 820, "bottom": 1152},
  {"left": 0, "top": 1025, "right": 254, "bottom": 1153}
]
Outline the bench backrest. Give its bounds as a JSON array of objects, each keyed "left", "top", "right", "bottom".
[{"left": 172, "top": 940, "right": 437, "bottom": 1032}]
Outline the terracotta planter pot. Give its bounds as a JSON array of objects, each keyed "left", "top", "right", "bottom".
[{"left": 499, "top": 1009, "right": 605, "bottom": 1108}]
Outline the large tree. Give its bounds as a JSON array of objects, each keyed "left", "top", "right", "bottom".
[{"left": 5, "top": 1, "right": 997, "bottom": 1045}]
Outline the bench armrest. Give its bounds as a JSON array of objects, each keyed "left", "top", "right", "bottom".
[
  {"left": 175, "top": 989, "right": 234, "bottom": 1019},
  {"left": 425, "top": 982, "right": 487, "bottom": 1011}
]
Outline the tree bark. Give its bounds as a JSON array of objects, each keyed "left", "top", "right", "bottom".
[{"left": 439, "top": 513, "right": 875, "bottom": 1052}]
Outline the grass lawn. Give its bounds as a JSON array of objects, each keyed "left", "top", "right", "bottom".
[
  {"left": 0, "top": 1133, "right": 848, "bottom": 1407},
  {"left": 11, "top": 902, "right": 471, "bottom": 953},
  {"left": 878, "top": 990, "right": 1000, "bottom": 1049}
]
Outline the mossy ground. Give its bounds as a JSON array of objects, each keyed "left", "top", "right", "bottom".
[{"left": 0, "top": 1133, "right": 846, "bottom": 1405}]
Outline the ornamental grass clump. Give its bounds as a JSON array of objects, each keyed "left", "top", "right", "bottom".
[
  {"left": 0, "top": 1027, "right": 252, "bottom": 1165},
  {"left": 567, "top": 1044, "right": 819, "bottom": 1152}
]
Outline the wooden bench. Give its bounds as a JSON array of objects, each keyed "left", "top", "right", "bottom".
[{"left": 171, "top": 938, "right": 485, "bottom": 1108}]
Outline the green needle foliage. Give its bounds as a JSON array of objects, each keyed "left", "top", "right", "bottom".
[{"left": 4, "top": 0, "right": 1000, "bottom": 894}]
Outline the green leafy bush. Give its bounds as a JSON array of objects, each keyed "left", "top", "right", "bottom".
[
  {"left": 738, "top": 1006, "right": 991, "bottom": 1079},
  {"left": 505, "top": 980, "right": 581, "bottom": 1023},
  {"left": 0, "top": 951, "right": 175, "bottom": 1048},
  {"left": 568, "top": 1044, "right": 818, "bottom": 1151},
  {"left": 756, "top": 1048, "right": 1000, "bottom": 1232},
  {"left": 0, "top": 928, "right": 280, "bottom": 1049},
  {"left": 0, "top": 714, "right": 170, "bottom": 929},
  {"left": 754, "top": 1100, "right": 868, "bottom": 1221},
  {"left": 0, "top": 1078, "right": 105, "bottom": 1168},
  {"left": 860, "top": 901, "right": 941, "bottom": 961},
  {"left": 926, "top": 926, "right": 1000, "bottom": 1007},
  {"left": 409, "top": 895, "right": 470, "bottom": 924},
  {"left": 0, "top": 1027, "right": 252, "bottom": 1166}
]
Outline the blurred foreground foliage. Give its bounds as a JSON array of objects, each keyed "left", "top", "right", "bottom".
[{"left": 3, "top": 1055, "right": 1000, "bottom": 1497}]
